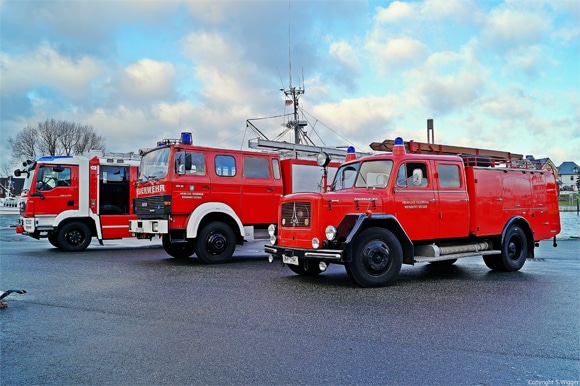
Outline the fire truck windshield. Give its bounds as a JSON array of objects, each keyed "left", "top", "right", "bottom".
[
  {"left": 139, "top": 147, "right": 170, "bottom": 181},
  {"left": 331, "top": 160, "right": 393, "bottom": 191}
]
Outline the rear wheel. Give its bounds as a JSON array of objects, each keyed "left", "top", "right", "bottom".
[
  {"left": 484, "top": 225, "right": 528, "bottom": 271},
  {"left": 162, "top": 234, "right": 195, "bottom": 259},
  {"left": 347, "top": 228, "right": 402, "bottom": 287},
  {"left": 57, "top": 221, "right": 92, "bottom": 252},
  {"left": 196, "top": 221, "right": 236, "bottom": 264},
  {"left": 287, "top": 259, "right": 323, "bottom": 276}
]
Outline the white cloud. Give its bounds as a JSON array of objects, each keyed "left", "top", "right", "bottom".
[
  {"left": 0, "top": 42, "right": 104, "bottom": 102},
  {"left": 374, "top": 1, "right": 415, "bottom": 24},
  {"left": 365, "top": 36, "right": 428, "bottom": 74},
  {"left": 480, "top": 7, "right": 549, "bottom": 53},
  {"left": 114, "top": 59, "right": 177, "bottom": 104},
  {"left": 329, "top": 41, "right": 361, "bottom": 72}
]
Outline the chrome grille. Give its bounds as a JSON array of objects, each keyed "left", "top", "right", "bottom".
[{"left": 281, "top": 202, "right": 311, "bottom": 228}]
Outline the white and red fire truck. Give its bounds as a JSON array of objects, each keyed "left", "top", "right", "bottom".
[
  {"left": 265, "top": 137, "right": 561, "bottom": 287},
  {"left": 15, "top": 151, "right": 141, "bottom": 251},
  {"left": 129, "top": 133, "right": 346, "bottom": 263}
]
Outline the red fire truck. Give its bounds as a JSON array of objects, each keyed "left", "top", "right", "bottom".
[
  {"left": 14, "top": 152, "right": 141, "bottom": 251},
  {"left": 265, "top": 137, "right": 561, "bottom": 287},
  {"left": 129, "top": 133, "right": 345, "bottom": 263}
]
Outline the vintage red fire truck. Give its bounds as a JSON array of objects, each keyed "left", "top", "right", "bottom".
[
  {"left": 14, "top": 152, "right": 141, "bottom": 251},
  {"left": 129, "top": 133, "right": 344, "bottom": 263},
  {"left": 265, "top": 137, "right": 561, "bottom": 287}
]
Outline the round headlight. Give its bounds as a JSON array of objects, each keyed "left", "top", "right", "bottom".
[
  {"left": 312, "top": 237, "right": 320, "bottom": 249},
  {"left": 317, "top": 152, "right": 331, "bottom": 167},
  {"left": 325, "top": 225, "right": 337, "bottom": 241},
  {"left": 269, "top": 234, "right": 277, "bottom": 245},
  {"left": 268, "top": 224, "right": 277, "bottom": 236}
]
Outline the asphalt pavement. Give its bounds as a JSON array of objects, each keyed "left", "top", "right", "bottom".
[{"left": 1, "top": 229, "right": 579, "bottom": 385}]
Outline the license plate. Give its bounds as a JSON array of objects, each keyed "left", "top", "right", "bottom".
[{"left": 283, "top": 255, "right": 299, "bottom": 266}]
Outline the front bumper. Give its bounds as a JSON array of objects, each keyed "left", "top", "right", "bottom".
[
  {"left": 129, "top": 219, "right": 169, "bottom": 234},
  {"left": 265, "top": 244, "right": 344, "bottom": 262}
]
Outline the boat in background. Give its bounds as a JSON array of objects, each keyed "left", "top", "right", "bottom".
[{"left": 0, "top": 196, "right": 21, "bottom": 215}]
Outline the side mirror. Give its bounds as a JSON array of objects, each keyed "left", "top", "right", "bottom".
[{"left": 412, "top": 169, "right": 423, "bottom": 186}]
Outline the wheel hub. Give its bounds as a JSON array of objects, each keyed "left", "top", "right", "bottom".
[
  {"left": 363, "top": 241, "right": 391, "bottom": 271},
  {"left": 207, "top": 233, "right": 226, "bottom": 254}
]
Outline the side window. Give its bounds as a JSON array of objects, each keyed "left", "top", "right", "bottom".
[
  {"left": 176, "top": 151, "right": 206, "bottom": 176},
  {"left": 396, "top": 162, "right": 429, "bottom": 188},
  {"left": 272, "top": 159, "right": 281, "bottom": 180},
  {"left": 215, "top": 155, "right": 236, "bottom": 177},
  {"left": 37, "top": 166, "right": 71, "bottom": 191},
  {"left": 243, "top": 157, "right": 270, "bottom": 179},
  {"left": 438, "top": 164, "right": 461, "bottom": 188}
]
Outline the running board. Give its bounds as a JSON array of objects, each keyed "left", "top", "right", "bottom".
[{"left": 415, "top": 250, "right": 500, "bottom": 263}]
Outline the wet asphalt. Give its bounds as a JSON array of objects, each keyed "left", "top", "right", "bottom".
[{"left": 1, "top": 229, "right": 579, "bottom": 385}]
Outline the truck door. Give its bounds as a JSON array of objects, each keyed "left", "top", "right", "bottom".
[
  {"left": 393, "top": 161, "right": 436, "bottom": 240},
  {"left": 241, "top": 156, "right": 283, "bottom": 224},
  {"left": 173, "top": 151, "right": 212, "bottom": 218},
  {"left": 34, "top": 164, "right": 79, "bottom": 215},
  {"left": 98, "top": 165, "right": 133, "bottom": 238},
  {"left": 435, "top": 162, "right": 469, "bottom": 238}
]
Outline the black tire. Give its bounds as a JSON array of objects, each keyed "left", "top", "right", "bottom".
[
  {"left": 347, "top": 228, "right": 402, "bottom": 287},
  {"left": 287, "top": 259, "right": 323, "bottom": 276},
  {"left": 56, "top": 222, "right": 92, "bottom": 252},
  {"left": 195, "top": 221, "right": 236, "bottom": 264},
  {"left": 162, "top": 234, "right": 195, "bottom": 259},
  {"left": 484, "top": 225, "right": 528, "bottom": 271},
  {"left": 48, "top": 234, "right": 61, "bottom": 249}
]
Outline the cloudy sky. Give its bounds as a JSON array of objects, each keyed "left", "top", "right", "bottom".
[{"left": 1, "top": 0, "right": 578, "bottom": 170}]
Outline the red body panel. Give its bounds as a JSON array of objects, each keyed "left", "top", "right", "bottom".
[{"left": 276, "top": 152, "right": 560, "bottom": 250}]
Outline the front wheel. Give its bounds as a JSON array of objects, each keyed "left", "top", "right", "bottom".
[
  {"left": 162, "top": 234, "right": 196, "bottom": 259},
  {"left": 56, "top": 221, "right": 92, "bottom": 252},
  {"left": 347, "top": 228, "right": 402, "bottom": 287},
  {"left": 196, "top": 221, "right": 236, "bottom": 264}
]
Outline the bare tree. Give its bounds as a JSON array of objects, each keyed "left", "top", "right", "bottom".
[{"left": 8, "top": 119, "right": 106, "bottom": 162}]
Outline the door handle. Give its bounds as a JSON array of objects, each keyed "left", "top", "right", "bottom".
[{"left": 266, "top": 188, "right": 274, "bottom": 192}]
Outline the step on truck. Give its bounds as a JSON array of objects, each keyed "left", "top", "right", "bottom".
[
  {"left": 15, "top": 151, "right": 141, "bottom": 251},
  {"left": 129, "top": 132, "right": 344, "bottom": 263},
  {"left": 265, "top": 137, "right": 561, "bottom": 287}
]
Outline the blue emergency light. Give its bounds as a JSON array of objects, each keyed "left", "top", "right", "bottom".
[{"left": 180, "top": 132, "right": 193, "bottom": 145}]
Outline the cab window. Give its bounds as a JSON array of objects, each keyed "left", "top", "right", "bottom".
[
  {"left": 355, "top": 160, "right": 393, "bottom": 188},
  {"left": 243, "top": 157, "right": 270, "bottom": 179},
  {"left": 176, "top": 151, "right": 206, "bottom": 176},
  {"left": 36, "top": 166, "right": 71, "bottom": 191},
  {"left": 396, "top": 162, "right": 429, "bottom": 188}
]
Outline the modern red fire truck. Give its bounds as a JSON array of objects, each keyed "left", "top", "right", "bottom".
[
  {"left": 129, "top": 133, "right": 345, "bottom": 263},
  {"left": 265, "top": 137, "right": 561, "bottom": 287},
  {"left": 15, "top": 152, "right": 141, "bottom": 251}
]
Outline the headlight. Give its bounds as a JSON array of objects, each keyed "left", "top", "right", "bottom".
[
  {"left": 312, "top": 237, "right": 320, "bottom": 249},
  {"left": 317, "top": 152, "right": 331, "bottom": 167},
  {"left": 325, "top": 225, "right": 337, "bottom": 241},
  {"left": 152, "top": 222, "right": 158, "bottom": 232},
  {"left": 268, "top": 224, "right": 277, "bottom": 236},
  {"left": 269, "top": 234, "right": 277, "bottom": 245}
]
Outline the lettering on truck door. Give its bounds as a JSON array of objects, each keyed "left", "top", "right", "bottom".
[{"left": 393, "top": 161, "right": 436, "bottom": 240}]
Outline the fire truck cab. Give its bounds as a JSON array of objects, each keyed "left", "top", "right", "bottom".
[
  {"left": 15, "top": 152, "right": 140, "bottom": 251},
  {"left": 129, "top": 133, "right": 340, "bottom": 264},
  {"left": 265, "top": 137, "right": 561, "bottom": 287}
]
